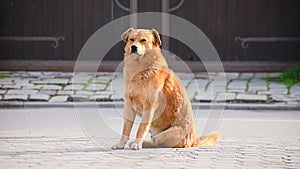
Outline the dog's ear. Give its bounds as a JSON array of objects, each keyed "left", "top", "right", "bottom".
[
  {"left": 121, "top": 28, "right": 134, "bottom": 42},
  {"left": 151, "top": 29, "right": 162, "bottom": 46}
]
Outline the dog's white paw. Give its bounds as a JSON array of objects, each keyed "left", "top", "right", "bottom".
[
  {"left": 111, "top": 142, "right": 125, "bottom": 150},
  {"left": 130, "top": 142, "right": 142, "bottom": 150}
]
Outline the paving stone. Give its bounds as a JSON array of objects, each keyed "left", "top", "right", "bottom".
[
  {"left": 267, "top": 72, "right": 281, "bottom": 78},
  {"left": 0, "top": 81, "right": 15, "bottom": 85},
  {"left": 289, "top": 93, "right": 300, "bottom": 97},
  {"left": 64, "top": 84, "right": 84, "bottom": 90},
  {"left": 109, "top": 84, "right": 124, "bottom": 94},
  {"left": 89, "top": 95, "right": 111, "bottom": 101},
  {"left": 290, "top": 84, "right": 300, "bottom": 89},
  {"left": 269, "top": 82, "right": 286, "bottom": 89},
  {"left": 187, "top": 83, "right": 206, "bottom": 92},
  {"left": 69, "top": 95, "right": 89, "bottom": 101},
  {"left": 21, "top": 84, "right": 42, "bottom": 90},
  {"left": 254, "top": 73, "right": 269, "bottom": 78},
  {"left": 236, "top": 94, "right": 268, "bottom": 101},
  {"left": 291, "top": 95, "right": 300, "bottom": 101},
  {"left": 208, "top": 72, "right": 228, "bottom": 80},
  {"left": 96, "top": 72, "right": 115, "bottom": 76},
  {"left": 1, "top": 84, "right": 21, "bottom": 89},
  {"left": 14, "top": 79, "right": 30, "bottom": 84},
  {"left": 4, "top": 94, "right": 28, "bottom": 101},
  {"left": 19, "top": 73, "right": 39, "bottom": 78},
  {"left": 74, "top": 72, "right": 94, "bottom": 76},
  {"left": 70, "top": 78, "right": 90, "bottom": 84},
  {"left": 28, "top": 71, "right": 43, "bottom": 77},
  {"left": 209, "top": 79, "right": 228, "bottom": 87},
  {"left": 228, "top": 80, "right": 248, "bottom": 89},
  {"left": 290, "top": 90, "right": 300, "bottom": 96},
  {"left": 224, "top": 72, "right": 240, "bottom": 80},
  {"left": 244, "top": 91, "right": 258, "bottom": 95},
  {"left": 248, "top": 86, "right": 268, "bottom": 91},
  {"left": 269, "top": 89, "right": 288, "bottom": 95},
  {"left": 7, "top": 89, "right": 38, "bottom": 95},
  {"left": 187, "top": 84, "right": 205, "bottom": 96},
  {"left": 31, "top": 79, "right": 69, "bottom": 85},
  {"left": 76, "top": 91, "right": 94, "bottom": 95},
  {"left": 249, "top": 78, "right": 267, "bottom": 85},
  {"left": 287, "top": 101, "right": 300, "bottom": 105},
  {"left": 187, "top": 90, "right": 197, "bottom": 99},
  {"left": 193, "top": 79, "right": 210, "bottom": 87},
  {"left": 177, "top": 72, "right": 194, "bottom": 80},
  {"left": 0, "top": 90, "right": 7, "bottom": 94},
  {"left": 29, "top": 94, "right": 50, "bottom": 101},
  {"left": 72, "top": 73, "right": 95, "bottom": 81},
  {"left": 21, "top": 77, "right": 40, "bottom": 81},
  {"left": 215, "top": 93, "right": 236, "bottom": 101},
  {"left": 95, "top": 91, "right": 115, "bottom": 95},
  {"left": 42, "top": 72, "right": 62, "bottom": 76},
  {"left": 258, "top": 90, "right": 272, "bottom": 95},
  {"left": 37, "top": 85, "right": 62, "bottom": 90},
  {"left": 85, "top": 84, "right": 107, "bottom": 91},
  {"left": 55, "top": 74, "right": 73, "bottom": 79},
  {"left": 49, "top": 96, "right": 68, "bottom": 102},
  {"left": 38, "top": 90, "right": 57, "bottom": 95},
  {"left": 271, "top": 94, "right": 297, "bottom": 102},
  {"left": 181, "top": 79, "right": 192, "bottom": 87},
  {"left": 290, "top": 85, "right": 300, "bottom": 95},
  {"left": 194, "top": 72, "right": 209, "bottom": 79},
  {"left": 206, "top": 86, "right": 226, "bottom": 92},
  {"left": 238, "top": 73, "right": 254, "bottom": 79},
  {"left": 110, "top": 94, "right": 124, "bottom": 101},
  {"left": 227, "top": 89, "right": 246, "bottom": 93},
  {"left": 56, "top": 90, "right": 74, "bottom": 95},
  {"left": 0, "top": 78, "right": 15, "bottom": 82},
  {"left": 72, "top": 73, "right": 93, "bottom": 77},
  {"left": 194, "top": 92, "right": 216, "bottom": 101},
  {"left": 92, "top": 76, "right": 113, "bottom": 84}
]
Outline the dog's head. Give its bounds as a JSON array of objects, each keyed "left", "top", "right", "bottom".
[{"left": 121, "top": 28, "right": 161, "bottom": 56}]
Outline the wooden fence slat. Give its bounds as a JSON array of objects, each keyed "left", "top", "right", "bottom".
[
  {"left": 0, "top": 1, "right": 13, "bottom": 59},
  {"left": 0, "top": 0, "right": 299, "bottom": 62},
  {"left": 72, "top": 0, "right": 83, "bottom": 59},
  {"left": 62, "top": 0, "right": 73, "bottom": 60},
  {"left": 31, "top": 0, "right": 43, "bottom": 60},
  {"left": 82, "top": 0, "right": 93, "bottom": 43},
  {"left": 21, "top": 0, "right": 33, "bottom": 60},
  {"left": 52, "top": 0, "right": 63, "bottom": 60}
]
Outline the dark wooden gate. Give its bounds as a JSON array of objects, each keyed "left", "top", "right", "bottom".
[{"left": 0, "top": 0, "right": 299, "bottom": 61}]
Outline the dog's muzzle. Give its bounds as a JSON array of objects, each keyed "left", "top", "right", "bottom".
[{"left": 130, "top": 45, "right": 138, "bottom": 54}]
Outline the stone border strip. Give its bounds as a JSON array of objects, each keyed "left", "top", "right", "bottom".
[{"left": 0, "top": 101, "right": 299, "bottom": 110}]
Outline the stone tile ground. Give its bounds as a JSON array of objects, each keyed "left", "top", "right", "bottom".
[
  {"left": 0, "top": 71, "right": 299, "bottom": 104},
  {"left": 0, "top": 136, "right": 299, "bottom": 168}
]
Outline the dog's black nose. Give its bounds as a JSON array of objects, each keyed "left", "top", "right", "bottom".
[{"left": 131, "top": 45, "right": 137, "bottom": 54}]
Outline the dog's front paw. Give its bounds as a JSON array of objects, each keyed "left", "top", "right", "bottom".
[
  {"left": 111, "top": 142, "right": 125, "bottom": 150},
  {"left": 130, "top": 141, "right": 142, "bottom": 150}
]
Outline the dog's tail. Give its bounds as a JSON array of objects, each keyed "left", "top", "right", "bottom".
[{"left": 193, "top": 132, "right": 220, "bottom": 147}]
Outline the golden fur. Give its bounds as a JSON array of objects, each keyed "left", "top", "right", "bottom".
[{"left": 112, "top": 28, "right": 220, "bottom": 150}]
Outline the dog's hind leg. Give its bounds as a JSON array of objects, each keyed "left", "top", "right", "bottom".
[
  {"left": 151, "top": 126, "right": 188, "bottom": 148},
  {"left": 141, "top": 140, "right": 157, "bottom": 148}
]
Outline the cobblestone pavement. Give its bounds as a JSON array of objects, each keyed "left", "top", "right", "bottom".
[
  {"left": 1, "top": 107, "right": 300, "bottom": 168},
  {"left": 0, "top": 136, "right": 299, "bottom": 169},
  {"left": 0, "top": 71, "right": 299, "bottom": 104}
]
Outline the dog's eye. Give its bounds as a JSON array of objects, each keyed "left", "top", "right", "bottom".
[
  {"left": 140, "top": 39, "right": 147, "bottom": 42},
  {"left": 129, "top": 38, "right": 134, "bottom": 42}
]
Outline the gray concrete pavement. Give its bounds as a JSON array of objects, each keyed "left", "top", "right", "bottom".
[{"left": 1, "top": 108, "right": 300, "bottom": 168}]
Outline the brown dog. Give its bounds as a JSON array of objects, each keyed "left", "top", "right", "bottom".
[{"left": 112, "top": 28, "right": 220, "bottom": 150}]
